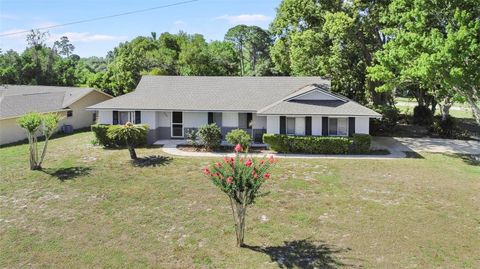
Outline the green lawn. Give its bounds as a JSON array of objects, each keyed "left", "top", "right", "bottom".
[
  {"left": 1, "top": 132, "right": 479, "bottom": 268},
  {"left": 395, "top": 97, "right": 475, "bottom": 119}
]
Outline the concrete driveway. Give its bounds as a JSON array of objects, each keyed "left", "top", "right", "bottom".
[{"left": 372, "top": 137, "right": 480, "bottom": 155}]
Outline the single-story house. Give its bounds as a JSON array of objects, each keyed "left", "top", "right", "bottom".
[
  {"left": 0, "top": 85, "right": 112, "bottom": 145},
  {"left": 88, "top": 76, "right": 381, "bottom": 144}
]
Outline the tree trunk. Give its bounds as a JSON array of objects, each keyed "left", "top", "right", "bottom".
[
  {"left": 439, "top": 96, "right": 453, "bottom": 121},
  {"left": 128, "top": 146, "right": 137, "bottom": 160},
  {"left": 465, "top": 95, "right": 480, "bottom": 125},
  {"left": 431, "top": 98, "right": 437, "bottom": 116},
  {"left": 38, "top": 138, "right": 49, "bottom": 169},
  {"left": 229, "top": 197, "right": 247, "bottom": 247},
  {"left": 235, "top": 202, "right": 247, "bottom": 247}
]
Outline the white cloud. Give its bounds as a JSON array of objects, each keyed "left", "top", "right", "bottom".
[
  {"left": 49, "top": 32, "right": 128, "bottom": 43},
  {"left": 216, "top": 14, "right": 271, "bottom": 25}
]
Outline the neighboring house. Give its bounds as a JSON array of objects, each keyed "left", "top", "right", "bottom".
[
  {"left": 88, "top": 76, "right": 381, "bottom": 144},
  {"left": 0, "top": 85, "right": 112, "bottom": 145}
]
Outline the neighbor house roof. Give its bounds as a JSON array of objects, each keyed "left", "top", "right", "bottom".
[
  {"left": 88, "top": 76, "right": 380, "bottom": 117},
  {"left": 0, "top": 85, "right": 110, "bottom": 119}
]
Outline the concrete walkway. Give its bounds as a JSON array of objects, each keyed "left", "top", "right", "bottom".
[
  {"left": 391, "top": 137, "right": 480, "bottom": 154},
  {"left": 154, "top": 139, "right": 406, "bottom": 159},
  {"left": 154, "top": 137, "right": 480, "bottom": 159}
]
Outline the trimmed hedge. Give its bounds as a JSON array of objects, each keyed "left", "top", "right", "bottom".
[
  {"left": 263, "top": 134, "right": 351, "bottom": 154},
  {"left": 91, "top": 124, "right": 147, "bottom": 148},
  {"left": 91, "top": 124, "right": 115, "bottom": 147},
  {"left": 350, "top": 134, "right": 371, "bottom": 154},
  {"left": 263, "top": 134, "right": 372, "bottom": 154}
]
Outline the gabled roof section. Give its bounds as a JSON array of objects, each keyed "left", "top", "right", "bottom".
[
  {"left": 257, "top": 85, "right": 381, "bottom": 117},
  {"left": 0, "top": 85, "right": 111, "bottom": 119},
  {"left": 88, "top": 76, "right": 330, "bottom": 111}
]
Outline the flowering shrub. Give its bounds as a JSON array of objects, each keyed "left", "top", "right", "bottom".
[{"left": 203, "top": 144, "right": 275, "bottom": 247}]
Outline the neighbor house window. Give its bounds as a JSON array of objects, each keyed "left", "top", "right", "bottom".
[
  {"left": 328, "top": 118, "right": 348, "bottom": 136},
  {"left": 286, "top": 117, "right": 295, "bottom": 135},
  {"left": 92, "top": 112, "right": 97, "bottom": 122},
  {"left": 67, "top": 111, "right": 73, "bottom": 117}
]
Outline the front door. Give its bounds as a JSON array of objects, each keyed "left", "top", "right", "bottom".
[{"left": 171, "top": 111, "right": 183, "bottom": 138}]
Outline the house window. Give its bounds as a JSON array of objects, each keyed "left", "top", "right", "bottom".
[
  {"left": 328, "top": 118, "right": 348, "bottom": 136},
  {"left": 172, "top": 111, "right": 183, "bottom": 137},
  {"left": 238, "top": 113, "right": 252, "bottom": 129},
  {"left": 117, "top": 111, "right": 136, "bottom": 125},
  {"left": 67, "top": 111, "right": 73, "bottom": 117},
  {"left": 92, "top": 112, "right": 97, "bottom": 122},
  {"left": 286, "top": 117, "right": 295, "bottom": 135}
]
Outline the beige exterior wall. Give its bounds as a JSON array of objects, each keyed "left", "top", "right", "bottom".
[
  {"left": 62, "top": 91, "right": 111, "bottom": 130},
  {"left": 0, "top": 91, "right": 111, "bottom": 145}
]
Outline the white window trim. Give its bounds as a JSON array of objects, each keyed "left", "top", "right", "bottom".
[{"left": 171, "top": 111, "right": 184, "bottom": 138}]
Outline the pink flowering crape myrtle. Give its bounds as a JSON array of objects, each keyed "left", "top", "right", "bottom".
[{"left": 203, "top": 144, "right": 275, "bottom": 247}]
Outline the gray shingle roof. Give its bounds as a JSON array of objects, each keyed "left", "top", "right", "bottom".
[
  {"left": 88, "top": 76, "right": 330, "bottom": 111},
  {"left": 88, "top": 76, "right": 380, "bottom": 117},
  {"left": 258, "top": 87, "right": 381, "bottom": 117},
  {"left": 0, "top": 85, "right": 106, "bottom": 119},
  {"left": 257, "top": 99, "right": 381, "bottom": 117}
]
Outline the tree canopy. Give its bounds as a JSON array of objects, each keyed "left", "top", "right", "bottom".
[{"left": 1, "top": 1, "right": 479, "bottom": 125}]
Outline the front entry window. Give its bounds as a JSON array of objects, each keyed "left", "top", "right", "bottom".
[
  {"left": 329, "top": 118, "right": 348, "bottom": 136},
  {"left": 286, "top": 117, "right": 295, "bottom": 135},
  {"left": 172, "top": 112, "right": 183, "bottom": 137}
]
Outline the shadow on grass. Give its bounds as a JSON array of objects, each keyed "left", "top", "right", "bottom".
[
  {"left": 132, "top": 155, "right": 172, "bottom": 167},
  {"left": 457, "top": 154, "right": 480, "bottom": 166},
  {"left": 244, "top": 239, "right": 354, "bottom": 269},
  {"left": 42, "top": 166, "right": 92, "bottom": 181},
  {"left": 403, "top": 151, "right": 424, "bottom": 159}
]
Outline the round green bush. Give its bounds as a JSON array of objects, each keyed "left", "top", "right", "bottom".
[
  {"left": 226, "top": 129, "right": 252, "bottom": 150},
  {"left": 198, "top": 123, "right": 222, "bottom": 151}
]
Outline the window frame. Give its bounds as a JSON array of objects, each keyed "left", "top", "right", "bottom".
[
  {"left": 286, "top": 117, "right": 296, "bottom": 135},
  {"left": 328, "top": 117, "right": 349, "bottom": 136},
  {"left": 171, "top": 111, "right": 184, "bottom": 138}
]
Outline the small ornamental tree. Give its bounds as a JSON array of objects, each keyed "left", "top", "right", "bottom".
[
  {"left": 17, "top": 112, "right": 62, "bottom": 170},
  {"left": 203, "top": 144, "right": 275, "bottom": 247},
  {"left": 107, "top": 122, "right": 148, "bottom": 160}
]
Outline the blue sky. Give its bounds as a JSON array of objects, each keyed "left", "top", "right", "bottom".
[{"left": 0, "top": 0, "right": 280, "bottom": 57}]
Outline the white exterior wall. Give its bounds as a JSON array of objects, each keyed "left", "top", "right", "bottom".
[
  {"left": 97, "top": 110, "right": 112, "bottom": 124},
  {"left": 294, "top": 117, "right": 305, "bottom": 135},
  {"left": 141, "top": 111, "right": 157, "bottom": 129},
  {"left": 157, "top": 111, "right": 171, "bottom": 127},
  {"left": 184, "top": 112, "right": 208, "bottom": 128},
  {"left": 355, "top": 117, "right": 369, "bottom": 134},
  {"left": 222, "top": 112, "right": 238, "bottom": 127},
  {"left": 312, "top": 116, "right": 322, "bottom": 136},
  {"left": 253, "top": 114, "right": 267, "bottom": 129},
  {"left": 266, "top": 116, "right": 280, "bottom": 134}
]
